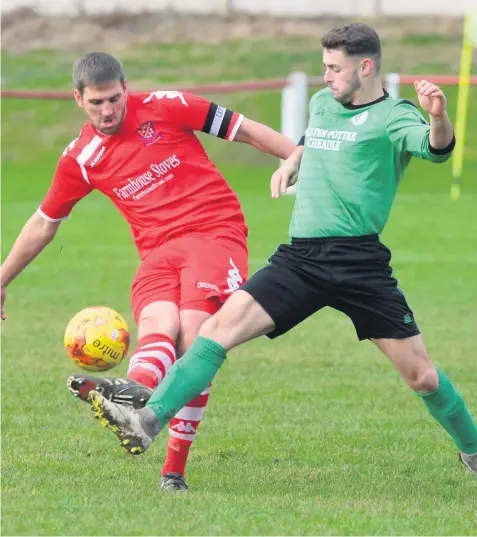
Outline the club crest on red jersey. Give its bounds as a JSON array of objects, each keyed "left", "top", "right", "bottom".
[{"left": 137, "top": 121, "right": 162, "bottom": 145}]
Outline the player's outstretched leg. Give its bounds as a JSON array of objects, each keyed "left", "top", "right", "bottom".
[
  {"left": 374, "top": 336, "right": 477, "bottom": 478},
  {"left": 416, "top": 369, "right": 477, "bottom": 478},
  {"left": 88, "top": 290, "right": 275, "bottom": 457},
  {"left": 88, "top": 390, "right": 162, "bottom": 455}
]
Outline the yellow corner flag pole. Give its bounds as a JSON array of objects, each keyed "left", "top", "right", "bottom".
[{"left": 451, "top": 9, "right": 476, "bottom": 201}]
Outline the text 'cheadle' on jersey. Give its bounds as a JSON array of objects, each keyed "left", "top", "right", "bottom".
[{"left": 305, "top": 127, "right": 358, "bottom": 151}]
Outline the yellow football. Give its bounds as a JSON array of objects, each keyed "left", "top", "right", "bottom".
[{"left": 64, "top": 306, "right": 130, "bottom": 372}]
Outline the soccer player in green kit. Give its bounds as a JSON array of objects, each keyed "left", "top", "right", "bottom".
[{"left": 88, "top": 23, "right": 477, "bottom": 478}]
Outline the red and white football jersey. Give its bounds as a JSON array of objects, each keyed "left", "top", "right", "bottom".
[{"left": 39, "top": 91, "right": 248, "bottom": 259}]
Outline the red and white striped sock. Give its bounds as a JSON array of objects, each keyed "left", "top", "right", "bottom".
[
  {"left": 161, "top": 385, "right": 211, "bottom": 477},
  {"left": 127, "top": 333, "right": 176, "bottom": 389}
]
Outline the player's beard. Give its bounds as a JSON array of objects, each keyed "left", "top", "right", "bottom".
[{"left": 334, "top": 69, "right": 362, "bottom": 105}]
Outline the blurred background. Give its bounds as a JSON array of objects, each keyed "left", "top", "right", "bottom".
[
  {"left": 2, "top": 0, "right": 477, "bottom": 16},
  {"left": 2, "top": 2, "right": 477, "bottom": 536}
]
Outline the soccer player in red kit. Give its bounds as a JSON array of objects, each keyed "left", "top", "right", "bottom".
[{"left": 1, "top": 52, "right": 296, "bottom": 491}]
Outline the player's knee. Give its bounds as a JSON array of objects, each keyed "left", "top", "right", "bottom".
[
  {"left": 197, "top": 292, "right": 244, "bottom": 346},
  {"left": 177, "top": 309, "right": 215, "bottom": 357},
  {"left": 199, "top": 292, "right": 249, "bottom": 338},
  {"left": 198, "top": 310, "right": 230, "bottom": 342},
  {"left": 197, "top": 290, "right": 271, "bottom": 351},
  {"left": 405, "top": 353, "right": 439, "bottom": 393},
  {"left": 177, "top": 327, "right": 201, "bottom": 358},
  {"left": 408, "top": 367, "right": 439, "bottom": 393},
  {"left": 138, "top": 302, "right": 180, "bottom": 340}
]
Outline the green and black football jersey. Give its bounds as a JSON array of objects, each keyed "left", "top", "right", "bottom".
[{"left": 290, "top": 88, "right": 453, "bottom": 238}]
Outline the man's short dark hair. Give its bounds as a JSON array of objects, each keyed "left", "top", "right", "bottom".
[
  {"left": 73, "top": 52, "right": 126, "bottom": 95},
  {"left": 321, "top": 23, "right": 382, "bottom": 72}
]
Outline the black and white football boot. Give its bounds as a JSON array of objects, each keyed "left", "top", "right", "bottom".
[{"left": 67, "top": 374, "right": 152, "bottom": 409}]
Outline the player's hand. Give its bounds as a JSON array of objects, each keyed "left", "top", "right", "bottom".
[
  {"left": 1, "top": 286, "right": 7, "bottom": 320},
  {"left": 270, "top": 162, "right": 299, "bottom": 199},
  {"left": 414, "top": 80, "right": 447, "bottom": 117}
]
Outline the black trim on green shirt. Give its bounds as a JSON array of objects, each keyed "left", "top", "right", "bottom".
[
  {"left": 343, "top": 89, "right": 389, "bottom": 110},
  {"left": 399, "top": 99, "right": 418, "bottom": 110},
  {"left": 429, "top": 135, "right": 456, "bottom": 155},
  {"left": 396, "top": 99, "right": 427, "bottom": 124}
]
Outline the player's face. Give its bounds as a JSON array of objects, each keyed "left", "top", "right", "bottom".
[
  {"left": 75, "top": 81, "right": 128, "bottom": 135},
  {"left": 322, "top": 48, "right": 362, "bottom": 104}
]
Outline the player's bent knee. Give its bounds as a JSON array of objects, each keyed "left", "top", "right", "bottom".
[
  {"left": 198, "top": 290, "right": 275, "bottom": 351},
  {"left": 198, "top": 308, "right": 235, "bottom": 344},
  {"left": 406, "top": 364, "right": 439, "bottom": 393}
]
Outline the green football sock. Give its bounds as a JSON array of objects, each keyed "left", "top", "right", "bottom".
[
  {"left": 417, "top": 368, "right": 477, "bottom": 454},
  {"left": 146, "top": 336, "right": 226, "bottom": 430}
]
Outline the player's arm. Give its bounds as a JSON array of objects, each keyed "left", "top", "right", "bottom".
[
  {"left": 1, "top": 213, "right": 62, "bottom": 289},
  {"left": 386, "top": 86, "right": 455, "bottom": 163},
  {"left": 428, "top": 113, "right": 454, "bottom": 151},
  {"left": 233, "top": 118, "right": 296, "bottom": 160},
  {"left": 414, "top": 80, "right": 454, "bottom": 150},
  {"left": 234, "top": 91, "right": 323, "bottom": 160},
  {"left": 270, "top": 143, "right": 304, "bottom": 199},
  {"left": 1, "top": 213, "right": 61, "bottom": 318},
  {"left": 269, "top": 91, "right": 323, "bottom": 198},
  {"left": 145, "top": 90, "right": 295, "bottom": 159},
  {"left": 1, "top": 156, "right": 92, "bottom": 319}
]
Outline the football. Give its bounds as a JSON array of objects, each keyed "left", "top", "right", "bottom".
[{"left": 64, "top": 306, "right": 130, "bottom": 372}]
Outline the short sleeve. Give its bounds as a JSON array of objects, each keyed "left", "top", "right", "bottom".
[{"left": 38, "top": 154, "right": 93, "bottom": 221}]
